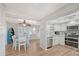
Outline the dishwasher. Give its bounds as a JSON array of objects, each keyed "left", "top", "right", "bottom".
[{"left": 47, "top": 37, "right": 53, "bottom": 49}]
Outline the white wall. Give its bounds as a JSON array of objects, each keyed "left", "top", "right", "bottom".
[
  {"left": 0, "top": 21, "right": 6, "bottom": 56},
  {"left": 0, "top": 4, "right": 7, "bottom": 56},
  {"left": 40, "top": 20, "right": 47, "bottom": 50}
]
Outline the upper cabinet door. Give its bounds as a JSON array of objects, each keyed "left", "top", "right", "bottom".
[
  {"left": 61, "top": 25, "right": 67, "bottom": 31},
  {"left": 54, "top": 24, "right": 67, "bottom": 31},
  {"left": 54, "top": 25, "right": 61, "bottom": 31}
]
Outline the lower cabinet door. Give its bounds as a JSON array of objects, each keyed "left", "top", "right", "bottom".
[
  {"left": 53, "top": 37, "right": 59, "bottom": 45},
  {"left": 59, "top": 37, "right": 65, "bottom": 45}
]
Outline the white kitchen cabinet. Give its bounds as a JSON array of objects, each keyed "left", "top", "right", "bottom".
[
  {"left": 59, "top": 36, "right": 65, "bottom": 45},
  {"left": 53, "top": 36, "right": 65, "bottom": 46},
  {"left": 53, "top": 36, "right": 60, "bottom": 45},
  {"left": 60, "top": 25, "right": 67, "bottom": 31},
  {"left": 54, "top": 25, "right": 61, "bottom": 31},
  {"left": 54, "top": 24, "right": 67, "bottom": 31},
  {"left": 46, "top": 24, "right": 54, "bottom": 36},
  {"left": 47, "top": 37, "right": 53, "bottom": 48}
]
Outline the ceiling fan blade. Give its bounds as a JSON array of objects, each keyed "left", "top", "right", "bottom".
[
  {"left": 18, "top": 23, "right": 22, "bottom": 24},
  {"left": 26, "top": 23, "right": 31, "bottom": 26}
]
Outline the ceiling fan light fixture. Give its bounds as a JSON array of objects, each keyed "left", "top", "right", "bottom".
[{"left": 23, "top": 23, "right": 26, "bottom": 26}]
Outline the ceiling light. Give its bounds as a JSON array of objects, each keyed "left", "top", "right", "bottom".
[
  {"left": 68, "top": 21, "right": 77, "bottom": 26},
  {"left": 23, "top": 23, "right": 26, "bottom": 26},
  {"left": 70, "top": 21, "right": 75, "bottom": 24},
  {"left": 33, "top": 27, "right": 36, "bottom": 31}
]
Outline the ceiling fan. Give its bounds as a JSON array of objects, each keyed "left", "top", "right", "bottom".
[{"left": 18, "top": 19, "right": 31, "bottom": 26}]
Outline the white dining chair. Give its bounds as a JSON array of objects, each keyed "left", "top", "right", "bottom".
[
  {"left": 18, "top": 34, "right": 27, "bottom": 52},
  {"left": 12, "top": 35, "right": 18, "bottom": 50},
  {"left": 26, "top": 33, "right": 30, "bottom": 47}
]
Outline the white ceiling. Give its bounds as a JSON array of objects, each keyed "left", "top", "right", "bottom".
[
  {"left": 5, "top": 3, "right": 68, "bottom": 21},
  {"left": 48, "top": 10, "right": 79, "bottom": 25}
]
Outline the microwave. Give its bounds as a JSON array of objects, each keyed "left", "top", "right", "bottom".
[{"left": 67, "top": 25, "right": 79, "bottom": 30}]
